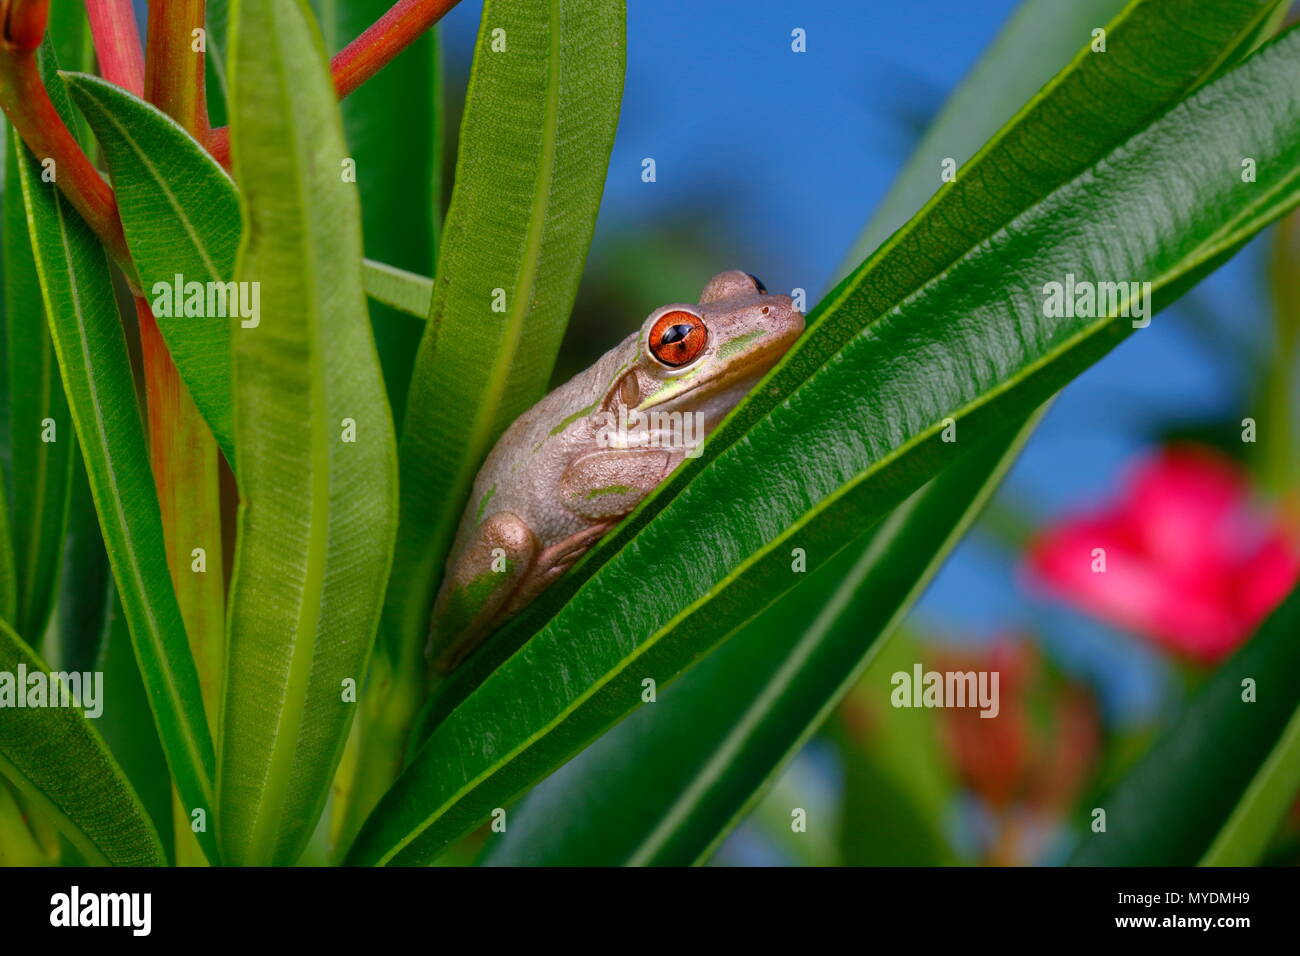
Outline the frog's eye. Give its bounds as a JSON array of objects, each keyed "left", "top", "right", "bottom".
[{"left": 648, "top": 310, "right": 707, "bottom": 367}]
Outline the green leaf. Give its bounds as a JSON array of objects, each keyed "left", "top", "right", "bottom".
[
  {"left": 313, "top": 0, "right": 443, "bottom": 428},
  {"left": 1068, "top": 584, "right": 1300, "bottom": 866},
  {"left": 482, "top": 414, "right": 1039, "bottom": 866},
  {"left": 3, "top": 132, "right": 75, "bottom": 644},
  {"left": 65, "top": 75, "right": 441, "bottom": 458},
  {"left": 0, "top": 449, "right": 12, "bottom": 626},
  {"left": 218, "top": 0, "right": 399, "bottom": 866},
  {"left": 45, "top": 0, "right": 94, "bottom": 150},
  {"left": 15, "top": 40, "right": 217, "bottom": 862},
  {"left": 64, "top": 73, "right": 241, "bottom": 466},
  {"left": 55, "top": 458, "right": 112, "bottom": 674},
  {"left": 347, "top": 28, "right": 1300, "bottom": 866},
  {"left": 205, "top": 0, "right": 232, "bottom": 128},
  {"left": 0, "top": 618, "right": 165, "bottom": 866},
  {"left": 1201, "top": 703, "right": 1300, "bottom": 865},
  {"left": 378, "top": 0, "right": 625, "bottom": 667},
  {"left": 362, "top": 258, "right": 433, "bottom": 319},
  {"left": 93, "top": 584, "right": 175, "bottom": 861}
]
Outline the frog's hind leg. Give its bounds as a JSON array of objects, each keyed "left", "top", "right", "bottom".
[
  {"left": 496, "top": 448, "right": 681, "bottom": 616},
  {"left": 428, "top": 511, "right": 537, "bottom": 673},
  {"left": 501, "top": 519, "right": 619, "bottom": 618}
]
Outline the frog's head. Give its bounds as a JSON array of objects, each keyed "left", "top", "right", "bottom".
[{"left": 626, "top": 270, "right": 804, "bottom": 422}]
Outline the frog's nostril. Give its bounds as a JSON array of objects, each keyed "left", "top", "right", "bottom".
[{"left": 745, "top": 272, "right": 767, "bottom": 294}]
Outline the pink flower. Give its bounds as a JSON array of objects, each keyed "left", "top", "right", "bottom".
[{"left": 1024, "top": 446, "right": 1300, "bottom": 665}]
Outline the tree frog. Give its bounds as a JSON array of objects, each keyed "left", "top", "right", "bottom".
[{"left": 427, "top": 270, "right": 805, "bottom": 672}]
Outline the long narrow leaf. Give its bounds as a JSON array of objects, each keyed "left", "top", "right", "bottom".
[
  {"left": 484, "top": 413, "right": 1041, "bottom": 866},
  {"left": 832, "top": 0, "right": 1280, "bottom": 280},
  {"left": 362, "top": 259, "right": 433, "bottom": 320},
  {"left": 313, "top": 0, "right": 442, "bottom": 428},
  {"left": 65, "top": 73, "right": 240, "bottom": 465},
  {"left": 15, "top": 41, "right": 217, "bottom": 862},
  {"left": 0, "top": 619, "right": 165, "bottom": 866},
  {"left": 3, "top": 132, "right": 75, "bottom": 643},
  {"left": 1068, "top": 584, "right": 1300, "bottom": 865},
  {"left": 348, "top": 28, "right": 1300, "bottom": 866},
  {"left": 65, "top": 75, "right": 443, "bottom": 458},
  {"left": 217, "top": 0, "right": 398, "bottom": 866}
]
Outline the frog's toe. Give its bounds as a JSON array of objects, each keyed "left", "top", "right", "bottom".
[{"left": 428, "top": 511, "right": 537, "bottom": 673}]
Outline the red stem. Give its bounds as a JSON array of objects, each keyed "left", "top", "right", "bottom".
[
  {"left": 3, "top": 0, "right": 49, "bottom": 52},
  {"left": 84, "top": 0, "right": 144, "bottom": 96},
  {"left": 0, "top": 1, "right": 133, "bottom": 277},
  {"left": 208, "top": 0, "right": 458, "bottom": 166},
  {"left": 144, "top": 0, "right": 208, "bottom": 139}
]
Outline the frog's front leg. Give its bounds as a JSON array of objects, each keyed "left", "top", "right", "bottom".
[
  {"left": 558, "top": 448, "right": 681, "bottom": 520},
  {"left": 497, "top": 449, "right": 682, "bottom": 618},
  {"left": 427, "top": 511, "right": 538, "bottom": 673}
]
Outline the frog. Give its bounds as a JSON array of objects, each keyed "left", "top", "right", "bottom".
[{"left": 426, "top": 270, "right": 805, "bottom": 673}]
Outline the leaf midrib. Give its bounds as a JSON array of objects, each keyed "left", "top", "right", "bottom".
[
  {"left": 17, "top": 318, "right": 54, "bottom": 624},
  {"left": 233, "top": 6, "right": 334, "bottom": 865},
  {"left": 79, "top": 83, "right": 230, "bottom": 279},
  {"left": 45, "top": 190, "right": 215, "bottom": 803}
]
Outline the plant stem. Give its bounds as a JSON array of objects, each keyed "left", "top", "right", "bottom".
[
  {"left": 139, "top": 2, "right": 225, "bottom": 867},
  {"left": 207, "top": 0, "right": 459, "bottom": 165},
  {"left": 144, "top": 0, "right": 208, "bottom": 140},
  {"left": 3, "top": 0, "right": 49, "bottom": 51},
  {"left": 84, "top": 0, "right": 144, "bottom": 96},
  {"left": 0, "top": 0, "right": 134, "bottom": 278}
]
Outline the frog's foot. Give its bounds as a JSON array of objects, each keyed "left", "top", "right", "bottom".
[
  {"left": 502, "top": 519, "right": 619, "bottom": 618},
  {"left": 558, "top": 449, "right": 680, "bottom": 521},
  {"left": 428, "top": 511, "right": 537, "bottom": 673}
]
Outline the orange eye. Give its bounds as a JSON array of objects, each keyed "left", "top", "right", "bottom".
[{"left": 648, "top": 310, "right": 707, "bottom": 367}]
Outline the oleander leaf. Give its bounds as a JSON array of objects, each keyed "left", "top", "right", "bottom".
[
  {"left": 376, "top": 0, "right": 625, "bottom": 672},
  {"left": 482, "top": 412, "right": 1040, "bottom": 866},
  {"left": 0, "top": 618, "right": 165, "bottom": 866},
  {"left": 216, "top": 0, "right": 398, "bottom": 867},
  {"left": 3, "top": 131, "right": 75, "bottom": 644},
  {"left": 1068, "top": 584, "right": 1300, "bottom": 866},
  {"left": 15, "top": 40, "right": 217, "bottom": 864}
]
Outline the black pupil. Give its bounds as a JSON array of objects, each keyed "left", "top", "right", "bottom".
[{"left": 660, "top": 323, "right": 694, "bottom": 345}]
